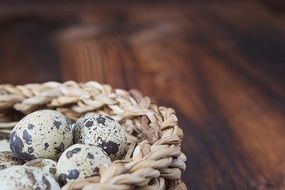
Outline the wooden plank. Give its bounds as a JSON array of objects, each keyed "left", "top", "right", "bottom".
[
  {"left": 57, "top": 2, "right": 285, "bottom": 189},
  {"left": 0, "top": 1, "right": 191, "bottom": 19},
  {"left": 0, "top": 24, "right": 62, "bottom": 84}
]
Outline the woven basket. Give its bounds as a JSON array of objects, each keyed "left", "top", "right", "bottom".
[{"left": 0, "top": 81, "right": 187, "bottom": 190}]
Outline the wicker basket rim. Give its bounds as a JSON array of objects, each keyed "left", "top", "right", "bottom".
[{"left": 0, "top": 81, "right": 187, "bottom": 190}]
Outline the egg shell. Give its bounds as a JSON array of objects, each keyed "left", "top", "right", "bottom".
[
  {"left": 0, "top": 139, "right": 11, "bottom": 152},
  {"left": 0, "top": 165, "right": 60, "bottom": 190},
  {"left": 0, "top": 151, "right": 23, "bottom": 170},
  {"left": 57, "top": 143, "right": 111, "bottom": 185},
  {"left": 24, "top": 158, "right": 57, "bottom": 179},
  {"left": 9, "top": 110, "right": 73, "bottom": 160},
  {"left": 74, "top": 113, "right": 127, "bottom": 160}
]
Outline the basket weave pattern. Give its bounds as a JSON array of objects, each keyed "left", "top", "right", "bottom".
[{"left": 0, "top": 81, "right": 187, "bottom": 190}]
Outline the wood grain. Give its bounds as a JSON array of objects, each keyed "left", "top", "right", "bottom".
[{"left": 0, "top": 1, "right": 285, "bottom": 189}]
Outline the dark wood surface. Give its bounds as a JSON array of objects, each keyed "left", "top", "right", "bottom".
[{"left": 1, "top": 1, "right": 285, "bottom": 189}]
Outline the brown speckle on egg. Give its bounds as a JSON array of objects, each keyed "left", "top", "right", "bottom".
[
  {"left": 25, "top": 169, "right": 36, "bottom": 184},
  {"left": 66, "top": 148, "right": 81, "bottom": 159},
  {"left": 67, "top": 169, "right": 80, "bottom": 180},
  {"left": 96, "top": 115, "right": 106, "bottom": 125},
  {"left": 58, "top": 174, "right": 67, "bottom": 186},
  {"left": 85, "top": 120, "right": 93, "bottom": 128},
  {"left": 100, "top": 141, "right": 119, "bottom": 156},
  {"left": 25, "top": 160, "right": 44, "bottom": 168},
  {"left": 9, "top": 132, "right": 23, "bottom": 155},
  {"left": 87, "top": 153, "right": 94, "bottom": 159},
  {"left": 53, "top": 120, "right": 61, "bottom": 129},
  {"left": 105, "top": 116, "right": 114, "bottom": 121},
  {"left": 54, "top": 142, "right": 65, "bottom": 155},
  {"left": 28, "top": 147, "right": 34, "bottom": 153},
  {"left": 93, "top": 167, "right": 99, "bottom": 173},
  {"left": 44, "top": 143, "right": 49, "bottom": 150},
  {"left": 28, "top": 124, "right": 35, "bottom": 130},
  {"left": 49, "top": 167, "right": 56, "bottom": 175},
  {"left": 42, "top": 176, "right": 51, "bottom": 190}
]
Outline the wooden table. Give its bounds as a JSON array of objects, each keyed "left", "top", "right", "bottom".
[{"left": 0, "top": 1, "right": 285, "bottom": 189}]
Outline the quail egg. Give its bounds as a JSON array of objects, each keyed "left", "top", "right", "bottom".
[
  {"left": 0, "top": 151, "right": 23, "bottom": 170},
  {"left": 24, "top": 158, "right": 57, "bottom": 179},
  {"left": 74, "top": 113, "right": 127, "bottom": 160},
  {"left": 57, "top": 143, "right": 111, "bottom": 185},
  {"left": 9, "top": 109, "right": 73, "bottom": 160},
  {"left": 0, "top": 165, "right": 60, "bottom": 190}
]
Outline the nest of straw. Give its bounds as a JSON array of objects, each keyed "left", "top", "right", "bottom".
[{"left": 0, "top": 81, "right": 187, "bottom": 190}]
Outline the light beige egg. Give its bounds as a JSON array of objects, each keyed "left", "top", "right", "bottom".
[
  {"left": 0, "top": 165, "right": 60, "bottom": 190},
  {"left": 57, "top": 143, "right": 111, "bottom": 185},
  {"left": 0, "top": 139, "right": 11, "bottom": 152},
  {"left": 0, "top": 151, "right": 23, "bottom": 170},
  {"left": 74, "top": 113, "right": 127, "bottom": 160},
  {"left": 24, "top": 158, "right": 57, "bottom": 179},
  {"left": 9, "top": 110, "right": 73, "bottom": 160}
]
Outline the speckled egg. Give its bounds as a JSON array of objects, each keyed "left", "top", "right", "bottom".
[
  {"left": 0, "top": 151, "right": 23, "bottom": 170},
  {"left": 74, "top": 113, "right": 127, "bottom": 160},
  {"left": 57, "top": 143, "right": 111, "bottom": 185},
  {"left": 24, "top": 158, "right": 57, "bottom": 179},
  {"left": 9, "top": 110, "right": 73, "bottom": 160},
  {"left": 0, "top": 165, "right": 60, "bottom": 190}
]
